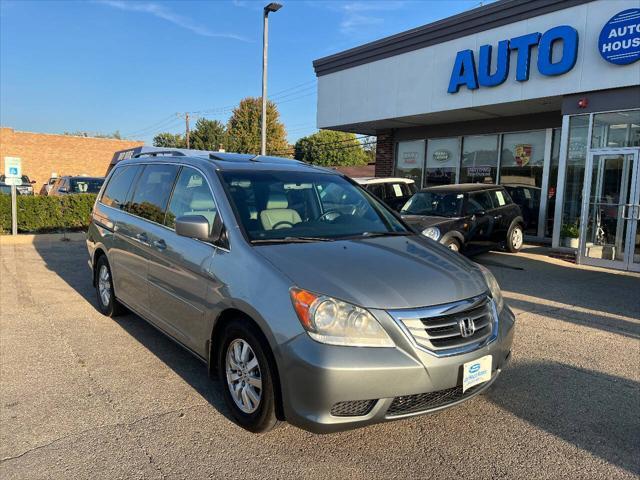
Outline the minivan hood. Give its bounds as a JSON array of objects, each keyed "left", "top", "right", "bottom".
[{"left": 255, "top": 236, "right": 487, "bottom": 310}]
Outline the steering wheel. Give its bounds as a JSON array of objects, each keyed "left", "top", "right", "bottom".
[
  {"left": 317, "top": 210, "right": 342, "bottom": 222},
  {"left": 271, "top": 220, "right": 295, "bottom": 230}
]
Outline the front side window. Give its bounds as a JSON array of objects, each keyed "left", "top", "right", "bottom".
[
  {"left": 165, "top": 167, "right": 217, "bottom": 233},
  {"left": 401, "top": 191, "right": 463, "bottom": 217},
  {"left": 466, "top": 191, "right": 494, "bottom": 214},
  {"left": 100, "top": 165, "right": 140, "bottom": 210},
  {"left": 220, "top": 170, "right": 407, "bottom": 242},
  {"left": 488, "top": 189, "right": 511, "bottom": 207},
  {"left": 128, "top": 164, "right": 179, "bottom": 224}
]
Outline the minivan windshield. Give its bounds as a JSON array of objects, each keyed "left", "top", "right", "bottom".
[
  {"left": 220, "top": 170, "right": 408, "bottom": 243},
  {"left": 401, "top": 191, "right": 463, "bottom": 217}
]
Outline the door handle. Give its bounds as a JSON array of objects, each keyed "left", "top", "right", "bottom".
[
  {"left": 135, "top": 232, "right": 148, "bottom": 243},
  {"left": 153, "top": 239, "right": 167, "bottom": 250},
  {"left": 493, "top": 215, "right": 502, "bottom": 220}
]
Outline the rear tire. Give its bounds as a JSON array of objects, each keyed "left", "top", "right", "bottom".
[
  {"left": 506, "top": 223, "right": 524, "bottom": 253},
  {"left": 95, "top": 255, "right": 126, "bottom": 317},
  {"left": 218, "top": 319, "right": 280, "bottom": 433},
  {"left": 443, "top": 237, "right": 461, "bottom": 252}
]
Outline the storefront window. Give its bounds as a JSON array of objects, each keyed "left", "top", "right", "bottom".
[
  {"left": 460, "top": 135, "right": 498, "bottom": 183},
  {"left": 560, "top": 115, "right": 589, "bottom": 242},
  {"left": 499, "top": 130, "right": 546, "bottom": 235},
  {"left": 545, "top": 128, "right": 561, "bottom": 238},
  {"left": 424, "top": 137, "right": 459, "bottom": 187},
  {"left": 395, "top": 140, "right": 425, "bottom": 185},
  {"left": 591, "top": 110, "right": 640, "bottom": 148}
]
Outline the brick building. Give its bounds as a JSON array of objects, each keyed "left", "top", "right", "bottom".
[{"left": 0, "top": 127, "right": 143, "bottom": 192}]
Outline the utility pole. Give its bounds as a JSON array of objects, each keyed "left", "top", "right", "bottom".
[
  {"left": 185, "top": 112, "right": 190, "bottom": 149},
  {"left": 261, "top": 3, "right": 282, "bottom": 156}
]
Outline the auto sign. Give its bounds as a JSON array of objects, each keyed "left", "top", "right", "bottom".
[{"left": 599, "top": 9, "right": 640, "bottom": 65}]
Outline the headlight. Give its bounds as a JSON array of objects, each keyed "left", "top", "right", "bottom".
[
  {"left": 422, "top": 226, "right": 441, "bottom": 241},
  {"left": 477, "top": 264, "right": 504, "bottom": 311},
  {"left": 290, "top": 288, "right": 394, "bottom": 347}
]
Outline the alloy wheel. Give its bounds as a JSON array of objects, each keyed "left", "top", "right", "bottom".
[
  {"left": 98, "top": 265, "right": 111, "bottom": 307},
  {"left": 225, "top": 339, "right": 262, "bottom": 414},
  {"left": 511, "top": 227, "right": 523, "bottom": 250}
]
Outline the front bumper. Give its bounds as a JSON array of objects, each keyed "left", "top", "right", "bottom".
[{"left": 279, "top": 304, "right": 515, "bottom": 433}]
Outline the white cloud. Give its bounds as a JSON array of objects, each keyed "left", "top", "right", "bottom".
[{"left": 97, "top": 0, "right": 250, "bottom": 42}]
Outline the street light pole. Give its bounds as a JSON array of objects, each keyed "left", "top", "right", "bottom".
[{"left": 261, "top": 2, "right": 282, "bottom": 156}]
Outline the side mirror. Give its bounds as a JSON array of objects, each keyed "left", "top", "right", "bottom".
[
  {"left": 59, "top": 188, "right": 68, "bottom": 193},
  {"left": 30, "top": 180, "right": 37, "bottom": 184},
  {"left": 175, "top": 215, "right": 211, "bottom": 241}
]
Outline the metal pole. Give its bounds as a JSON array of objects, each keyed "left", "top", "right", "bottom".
[
  {"left": 11, "top": 184, "right": 17, "bottom": 236},
  {"left": 186, "top": 112, "right": 190, "bottom": 149},
  {"left": 261, "top": 10, "right": 268, "bottom": 156}
]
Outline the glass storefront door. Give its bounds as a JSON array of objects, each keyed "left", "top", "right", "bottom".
[{"left": 578, "top": 149, "right": 640, "bottom": 271}]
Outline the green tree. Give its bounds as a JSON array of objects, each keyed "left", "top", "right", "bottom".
[
  {"left": 189, "top": 118, "right": 226, "bottom": 151},
  {"left": 153, "top": 132, "right": 186, "bottom": 148},
  {"left": 294, "top": 130, "right": 368, "bottom": 166},
  {"left": 226, "top": 97, "right": 288, "bottom": 155}
]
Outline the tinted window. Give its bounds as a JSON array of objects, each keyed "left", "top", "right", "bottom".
[
  {"left": 70, "top": 178, "right": 104, "bottom": 194},
  {"left": 129, "top": 164, "right": 179, "bottom": 223},
  {"left": 488, "top": 189, "right": 512, "bottom": 207},
  {"left": 101, "top": 166, "right": 140, "bottom": 209},
  {"left": 166, "top": 167, "right": 217, "bottom": 233},
  {"left": 367, "top": 184, "right": 385, "bottom": 198},
  {"left": 467, "top": 191, "right": 494, "bottom": 214}
]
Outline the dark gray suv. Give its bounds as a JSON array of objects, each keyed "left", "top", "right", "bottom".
[{"left": 87, "top": 151, "right": 515, "bottom": 433}]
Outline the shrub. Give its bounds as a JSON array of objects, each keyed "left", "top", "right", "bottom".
[{"left": 0, "top": 194, "right": 97, "bottom": 234}]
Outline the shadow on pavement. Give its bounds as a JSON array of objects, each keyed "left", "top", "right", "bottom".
[
  {"left": 31, "top": 239, "right": 234, "bottom": 422},
  {"left": 488, "top": 360, "right": 640, "bottom": 475},
  {"left": 473, "top": 250, "right": 640, "bottom": 338}
]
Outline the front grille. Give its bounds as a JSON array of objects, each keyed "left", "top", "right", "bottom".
[
  {"left": 330, "top": 399, "right": 376, "bottom": 417},
  {"left": 390, "top": 295, "right": 495, "bottom": 354},
  {"left": 387, "top": 384, "right": 482, "bottom": 417}
]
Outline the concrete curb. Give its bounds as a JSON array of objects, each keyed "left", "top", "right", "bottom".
[{"left": 0, "top": 232, "right": 86, "bottom": 245}]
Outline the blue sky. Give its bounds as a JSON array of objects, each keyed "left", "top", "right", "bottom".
[{"left": 1, "top": 0, "right": 486, "bottom": 144}]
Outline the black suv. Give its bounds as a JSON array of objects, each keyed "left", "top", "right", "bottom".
[{"left": 401, "top": 184, "right": 524, "bottom": 253}]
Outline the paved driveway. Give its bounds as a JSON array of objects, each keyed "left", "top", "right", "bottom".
[{"left": 1, "top": 239, "right": 638, "bottom": 479}]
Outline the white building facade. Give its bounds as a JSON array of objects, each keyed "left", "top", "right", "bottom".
[{"left": 314, "top": 0, "right": 640, "bottom": 271}]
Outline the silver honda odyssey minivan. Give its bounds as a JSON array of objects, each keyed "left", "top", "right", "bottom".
[{"left": 87, "top": 151, "right": 514, "bottom": 433}]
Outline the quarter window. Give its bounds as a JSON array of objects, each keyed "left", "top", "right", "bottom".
[
  {"left": 128, "top": 164, "right": 179, "bottom": 224},
  {"left": 165, "top": 167, "right": 217, "bottom": 233},
  {"left": 100, "top": 165, "right": 141, "bottom": 210}
]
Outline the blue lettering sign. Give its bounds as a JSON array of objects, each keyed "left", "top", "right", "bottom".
[
  {"left": 447, "top": 49, "right": 479, "bottom": 93},
  {"left": 448, "top": 25, "right": 580, "bottom": 93},
  {"left": 599, "top": 9, "right": 640, "bottom": 65},
  {"left": 478, "top": 40, "right": 510, "bottom": 87},
  {"left": 538, "top": 26, "right": 579, "bottom": 76},
  {"left": 509, "top": 32, "right": 541, "bottom": 82}
]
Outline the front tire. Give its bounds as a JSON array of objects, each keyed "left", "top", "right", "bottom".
[
  {"left": 443, "top": 237, "right": 461, "bottom": 252},
  {"left": 95, "top": 255, "right": 126, "bottom": 317},
  {"left": 218, "top": 320, "right": 280, "bottom": 433},
  {"left": 506, "top": 223, "right": 524, "bottom": 253}
]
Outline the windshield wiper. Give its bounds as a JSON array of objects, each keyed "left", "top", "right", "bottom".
[
  {"left": 360, "top": 231, "right": 413, "bottom": 238},
  {"left": 252, "top": 236, "right": 335, "bottom": 244}
]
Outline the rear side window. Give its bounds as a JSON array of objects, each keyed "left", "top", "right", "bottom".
[
  {"left": 101, "top": 166, "right": 140, "bottom": 209},
  {"left": 128, "top": 164, "right": 180, "bottom": 224},
  {"left": 467, "top": 191, "right": 494, "bottom": 213},
  {"left": 489, "top": 189, "right": 511, "bottom": 207},
  {"left": 165, "top": 167, "right": 217, "bottom": 233}
]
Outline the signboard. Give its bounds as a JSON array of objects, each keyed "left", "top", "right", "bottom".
[
  {"left": 514, "top": 144, "right": 532, "bottom": 167},
  {"left": 432, "top": 149, "right": 451, "bottom": 162},
  {"left": 599, "top": 9, "right": 640, "bottom": 65},
  {"left": 4, "top": 157, "right": 22, "bottom": 185},
  {"left": 467, "top": 166, "right": 491, "bottom": 177}
]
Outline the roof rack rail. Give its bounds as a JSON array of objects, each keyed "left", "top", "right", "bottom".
[{"left": 133, "top": 150, "right": 187, "bottom": 158}]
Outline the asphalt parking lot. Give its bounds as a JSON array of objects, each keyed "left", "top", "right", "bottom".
[{"left": 1, "top": 238, "right": 639, "bottom": 479}]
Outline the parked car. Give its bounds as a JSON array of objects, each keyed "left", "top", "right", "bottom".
[
  {"left": 39, "top": 176, "right": 59, "bottom": 196},
  {"left": 87, "top": 152, "right": 514, "bottom": 434},
  {"left": 0, "top": 175, "right": 36, "bottom": 195},
  {"left": 49, "top": 176, "right": 105, "bottom": 195},
  {"left": 502, "top": 184, "right": 541, "bottom": 233},
  {"left": 353, "top": 177, "right": 417, "bottom": 211},
  {"left": 401, "top": 184, "right": 525, "bottom": 253}
]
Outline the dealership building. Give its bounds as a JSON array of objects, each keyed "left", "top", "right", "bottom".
[{"left": 314, "top": 0, "right": 640, "bottom": 271}]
